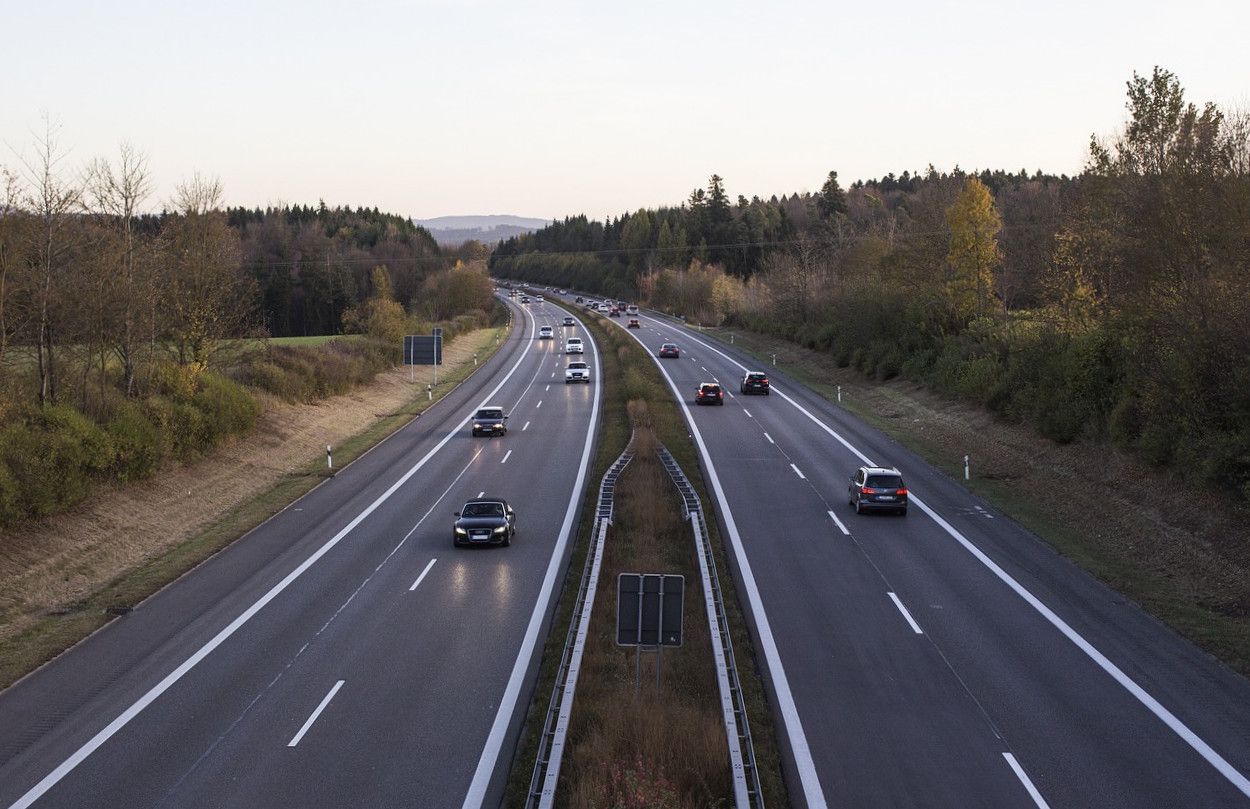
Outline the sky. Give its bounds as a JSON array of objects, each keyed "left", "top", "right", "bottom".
[{"left": 3, "top": 0, "right": 1247, "bottom": 221}]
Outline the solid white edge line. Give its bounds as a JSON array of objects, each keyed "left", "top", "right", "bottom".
[
  {"left": 650, "top": 315, "right": 1250, "bottom": 801},
  {"left": 287, "top": 680, "right": 345, "bottom": 748},
  {"left": 501, "top": 449, "right": 513, "bottom": 464},
  {"left": 743, "top": 409, "right": 753, "bottom": 418},
  {"left": 887, "top": 592, "right": 924, "bottom": 634},
  {"left": 763, "top": 432, "right": 775, "bottom": 444},
  {"left": 409, "top": 559, "right": 437, "bottom": 592},
  {"left": 615, "top": 318, "right": 829, "bottom": 809},
  {"left": 6, "top": 305, "right": 540, "bottom": 809},
  {"left": 826, "top": 509, "right": 850, "bottom": 536},
  {"left": 790, "top": 463, "right": 805, "bottom": 480},
  {"left": 461, "top": 310, "right": 602, "bottom": 809},
  {"left": 1003, "top": 752, "right": 1051, "bottom": 809}
]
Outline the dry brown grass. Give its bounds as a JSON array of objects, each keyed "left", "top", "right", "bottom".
[
  {"left": 559, "top": 423, "right": 731, "bottom": 808},
  {"left": 0, "top": 327, "right": 501, "bottom": 648}
]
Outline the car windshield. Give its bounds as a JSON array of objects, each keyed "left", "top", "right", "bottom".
[
  {"left": 462, "top": 502, "right": 504, "bottom": 517},
  {"left": 475, "top": 409, "right": 503, "bottom": 419},
  {"left": 569, "top": 362, "right": 587, "bottom": 369},
  {"left": 701, "top": 385, "right": 721, "bottom": 393},
  {"left": 663, "top": 344, "right": 676, "bottom": 350},
  {"left": 747, "top": 373, "right": 766, "bottom": 381},
  {"left": 866, "top": 475, "right": 904, "bottom": 489}
]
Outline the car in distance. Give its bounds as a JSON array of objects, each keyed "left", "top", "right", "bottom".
[
  {"left": 562, "top": 315, "right": 575, "bottom": 327},
  {"left": 565, "top": 337, "right": 584, "bottom": 354},
  {"left": 453, "top": 498, "right": 516, "bottom": 547},
  {"left": 565, "top": 361, "right": 591, "bottom": 383},
  {"left": 627, "top": 318, "right": 641, "bottom": 329},
  {"left": 740, "top": 371, "right": 770, "bottom": 395},
  {"left": 658, "top": 342, "right": 680, "bottom": 358},
  {"left": 608, "top": 307, "right": 621, "bottom": 317},
  {"left": 695, "top": 382, "right": 724, "bottom": 405},
  {"left": 848, "top": 466, "right": 909, "bottom": 515},
  {"left": 538, "top": 326, "right": 554, "bottom": 339},
  {"left": 471, "top": 406, "right": 508, "bottom": 437},
  {"left": 575, "top": 296, "right": 584, "bottom": 304},
  {"left": 626, "top": 304, "right": 639, "bottom": 315},
  {"left": 520, "top": 295, "right": 530, "bottom": 303}
]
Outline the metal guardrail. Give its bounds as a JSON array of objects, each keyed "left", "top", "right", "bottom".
[
  {"left": 526, "top": 439, "right": 635, "bottom": 808},
  {"left": 658, "top": 445, "right": 766, "bottom": 809}
]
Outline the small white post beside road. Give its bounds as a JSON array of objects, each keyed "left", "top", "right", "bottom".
[
  {"left": 964, "top": 455, "right": 970, "bottom": 481},
  {"left": 326, "top": 445, "right": 332, "bottom": 471}
]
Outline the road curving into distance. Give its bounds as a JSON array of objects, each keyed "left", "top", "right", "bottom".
[
  {"left": 587, "top": 294, "right": 1250, "bottom": 809},
  {"left": 0, "top": 295, "right": 601, "bottom": 809}
]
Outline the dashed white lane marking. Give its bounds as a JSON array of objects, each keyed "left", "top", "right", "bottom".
[
  {"left": 522, "top": 421, "right": 530, "bottom": 431},
  {"left": 477, "top": 491, "right": 485, "bottom": 498},
  {"left": 501, "top": 450, "right": 513, "bottom": 464},
  {"left": 743, "top": 409, "right": 753, "bottom": 418},
  {"left": 550, "top": 371, "right": 555, "bottom": 378},
  {"left": 287, "top": 680, "right": 345, "bottom": 747},
  {"left": 701, "top": 366, "right": 708, "bottom": 372},
  {"left": 1003, "top": 753, "right": 1051, "bottom": 808},
  {"left": 409, "top": 558, "right": 437, "bottom": 592},
  {"left": 887, "top": 592, "right": 923, "bottom": 634},
  {"left": 763, "top": 432, "right": 775, "bottom": 444},
  {"left": 536, "top": 400, "right": 542, "bottom": 409},
  {"left": 545, "top": 384, "right": 550, "bottom": 391},
  {"left": 826, "top": 509, "right": 850, "bottom": 536},
  {"left": 790, "top": 463, "right": 805, "bottom": 479}
]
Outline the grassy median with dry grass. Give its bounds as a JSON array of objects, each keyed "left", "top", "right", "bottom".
[{"left": 504, "top": 306, "right": 787, "bottom": 807}]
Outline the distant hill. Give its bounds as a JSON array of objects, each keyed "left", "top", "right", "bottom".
[{"left": 413, "top": 215, "right": 550, "bottom": 246}]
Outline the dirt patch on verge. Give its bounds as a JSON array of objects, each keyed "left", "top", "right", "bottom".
[
  {"left": 711, "top": 326, "right": 1250, "bottom": 675},
  {"left": 0, "top": 328, "right": 502, "bottom": 648}
]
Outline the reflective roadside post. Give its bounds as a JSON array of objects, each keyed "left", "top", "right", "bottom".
[
  {"left": 964, "top": 455, "right": 970, "bottom": 481},
  {"left": 838, "top": 385, "right": 842, "bottom": 403},
  {"left": 326, "top": 445, "right": 332, "bottom": 471}
]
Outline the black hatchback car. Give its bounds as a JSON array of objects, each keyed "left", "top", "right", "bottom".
[
  {"left": 453, "top": 498, "right": 516, "bottom": 546},
  {"left": 695, "top": 383, "right": 724, "bottom": 405},
  {"left": 848, "top": 466, "right": 908, "bottom": 515},
  {"left": 740, "top": 372, "right": 770, "bottom": 395}
]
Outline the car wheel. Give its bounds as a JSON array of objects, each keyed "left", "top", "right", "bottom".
[
  {"left": 764, "top": 390, "right": 769, "bottom": 395},
  {"left": 899, "top": 508, "right": 907, "bottom": 517},
  {"left": 854, "top": 498, "right": 863, "bottom": 514},
  {"left": 502, "top": 532, "right": 511, "bottom": 547}
]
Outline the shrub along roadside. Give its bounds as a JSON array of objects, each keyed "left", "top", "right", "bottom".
[
  {"left": 0, "top": 323, "right": 509, "bottom": 689},
  {"left": 504, "top": 305, "right": 787, "bottom": 806}
]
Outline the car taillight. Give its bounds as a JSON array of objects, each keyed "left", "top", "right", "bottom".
[
  {"left": 861, "top": 486, "right": 876, "bottom": 494},
  {"left": 896, "top": 488, "right": 908, "bottom": 496},
  {"left": 719, "top": 391, "right": 724, "bottom": 397}
]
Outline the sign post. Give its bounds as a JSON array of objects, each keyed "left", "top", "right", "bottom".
[
  {"left": 617, "top": 573, "right": 684, "bottom": 695},
  {"left": 404, "top": 331, "right": 443, "bottom": 385}
]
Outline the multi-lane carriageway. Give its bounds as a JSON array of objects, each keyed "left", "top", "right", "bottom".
[
  {"left": 0, "top": 297, "right": 600, "bottom": 809},
  {"left": 2, "top": 288, "right": 1250, "bottom": 808},
  {"left": 597, "top": 301, "right": 1250, "bottom": 809}
]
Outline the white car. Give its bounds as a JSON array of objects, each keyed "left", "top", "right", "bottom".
[
  {"left": 565, "top": 337, "right": 584, "bottom": 354},
  {"left": 538, "top": 326, "right": 553, "bottom": 339},
  {"left": 565, "top": 361, "right": 590, "bottom": 383}
]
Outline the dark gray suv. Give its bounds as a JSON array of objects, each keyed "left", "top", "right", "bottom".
[
  {"left": 471, "top": 406, "right": 507, "bottom": 437},
  {"left": 848, "top": 466, "right": 908, "bottom": 515}
]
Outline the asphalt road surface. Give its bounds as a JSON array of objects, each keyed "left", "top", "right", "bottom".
[
  {"left": 0, "top": 296, "right": 600, "bottom": 809},
  {"left": 584, "top": 295, "right": 1250, "bottom": 809}
]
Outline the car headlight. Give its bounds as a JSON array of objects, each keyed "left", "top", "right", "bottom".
[
  {"left": 455, "top": 527, "right": 467, "bottom": 535},
  {"left": 472, "top": 423, "right": 481, "bottom": 429},
  {"left": 493, "top": 526, "right": 507, "bottom": 534}
]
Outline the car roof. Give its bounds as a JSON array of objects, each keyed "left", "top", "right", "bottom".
[
  {"left": 745, "top": 371, "right": 767, "bottom": 377},
  {"left": 700, "top": 382, "right": 721, "bottom": 388},
  {"left": 463, "top": 497, "right": 507, "bottom": 507},
  {"left": 860, "top": 466, "right": 902, "bottom": 475},
  {"left": 477, "top": 405, "right": 504, "bottom": 413},
  {"left": 662, "top": 342, "right": 677, "bottom": 347}
]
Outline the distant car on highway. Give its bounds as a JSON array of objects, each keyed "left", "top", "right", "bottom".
[
  {"left": 608, "top": 307, "right": 621, "bottom": 317},
  {"left": 471, "top": 406, "right": 508, "bottom": 437},
  {"left": 695, "top": 382, "right": 724, "bottom": 405},
  {"left": 627, "top": 318, "right": 641, "bottom": 329},
  {"left": 562, "top": 315, "right": 576, "bottom": 327},
  {"left": 848, "top": 466, "right": 909, "bottom": 515},
  {"left": 566, "top": 337, "right": 584, "bottom": 354},
  {"left": 453, "top": 498, "right": 516, "bottom": 547},
  {"left": 658, "top": 343, "right": 680, "bottom": 358},
  {"left": 575, "top": 296, "right": 584, "bottom": 303},
  {"left": 626, "top": 304, "right": 639, "bottom": 315},
  {"left": 565, "top": 361, "right": 591, "bottom": 383},
  {"left": 538, "top": 326, "right": 554, "bottom": 339},
  {"left": 740, "top": 371, "right": 770, "bottom": 395},
  {"left": 520, "top": 295, "right": 530, "bottom": 303}
]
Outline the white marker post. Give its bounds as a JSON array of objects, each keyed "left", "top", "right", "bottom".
[
  {"left": 427, "top": 384, "right": 432, "bottom": 401},
  {"left": 730, "top": 334, "right": 734, "bottom": 345},
  {"left": 964, "top": 455, "right": 970, "bottom": 481},
  {"left": 326, "top": 445, "right": 333, "bottom": 471},
  {"left": 837, "top": 385, "right": 842, "bottom": 403},
  {"left": 771, "top": 353, "right": 777, "bottom": 366}
]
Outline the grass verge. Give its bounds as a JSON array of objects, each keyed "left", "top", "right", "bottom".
[
  {"left": 504, "top": 307, "right": 787, "bottom": 806},
  {"left": 0, "top": 323, "right": 509, "bottom": 689},
  {"left": 701, "top": 323, "right": 1250, "bottom": 678}
]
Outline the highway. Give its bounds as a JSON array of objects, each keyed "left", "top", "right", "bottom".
[
  {"left": 0, "top": 297, "right": 600, "bottom": 809},
  {"left": 586, "top": 297, "right": 1250, "bottom": 809}
]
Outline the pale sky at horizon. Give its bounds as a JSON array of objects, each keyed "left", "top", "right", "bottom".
[{"left": 4, "top": 0, "right": 1247, "bottom": 222}]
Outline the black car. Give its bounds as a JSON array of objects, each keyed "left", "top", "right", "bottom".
[
  {"left": 471, "top": 406, "right": 508, "bottom": 436},
  {"left": 575, "top": 296, "right": 584, "bottom": 304},
  {"left": 695, "top": 382, "right": 724, "bottom": 405},
  {"left": 658, "top": 342, "right": 680, "bottom": 358},
  {"left": 849, "top": 466, "right": 908, "bottom": 515},
  {"left": 453, "top": 498, "right": 516, "bottom": 546},
  {"left": 740, "top": 371, "right": 770, "bottom": 395},
  {"left": 562, "top": 315, "right": 576, "bottom": 327}
]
